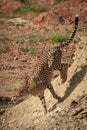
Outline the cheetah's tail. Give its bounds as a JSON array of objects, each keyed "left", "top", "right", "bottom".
[{"left": 61, "top": 15, "right": 79, "bottom": 47}]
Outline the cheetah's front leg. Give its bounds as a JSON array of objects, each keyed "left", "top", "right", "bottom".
[{"left": 39, "top": 93, "right": 47, "bottom": 113}]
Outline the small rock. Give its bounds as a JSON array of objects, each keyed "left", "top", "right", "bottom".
[
  {"left": 53, "top": 128, "right": 58, "bottom": 130},
  {"left": 0, "top": 109, "right": 5, "bottom": 115},
  {"left": 14, "top": 56, "right": 18, "bottom": 60},
  {"left": 21, "top": 58, "right": 27, "bottom": 62}
]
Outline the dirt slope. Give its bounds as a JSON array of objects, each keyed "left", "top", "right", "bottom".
[
  {"left": 34, "top": 0, "right": 87, "bottom": 26},
  {"left": 0, "top": 0, "right": 87, "bottom": 129},
  {"left": 0, "top": 35, "right": 87, "bottom": 130},
  {"left": 0, "top": 0, "right": 22, "bottom": 14}
]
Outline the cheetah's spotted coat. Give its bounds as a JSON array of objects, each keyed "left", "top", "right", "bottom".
[{"left": 12, "top": 15, "right": 79, "bottom": 113}]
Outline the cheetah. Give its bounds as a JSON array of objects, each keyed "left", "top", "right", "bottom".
[{"left": 12, "top": 15, "right": 79, "bottom": 113}]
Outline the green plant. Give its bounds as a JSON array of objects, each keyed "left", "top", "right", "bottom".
[
  {"left": 16, "top": 23, "right": 24, "bottom": 28},
  {"left": 14, "top": 1, "right": 46, "bottom": 15},
  {"left": 21, "top": 47, "right": 30, "bottom": 52},
  {"left": 30, "top": 5, "right": 46, "bottom": 13},
  {"left": 5, "top": 88, "right": 13, "bottom": 92},
  {"left": 18, "top": 0, "right": 28, "bottom": 4},
  {"left": 14, "top": 6, "right": 28, "bottom": 15},
  {"left": 54, "top": 0, "right": 62, "bottom": 4},
  {"left": 14, "top": 1, "right": 33, "bottom": 15},
  {"left": 0, "top": 46, "right": 9, "bottom": 54},
  {"left": 0, "top": 37, "right": 11, "bottom": 42},
  {"left": 28, "top": 47, "right": 37, "bottom": 54},
  {"left": 51, "top": 33, "right": 70, "bottom": 44},
  {"left": 0, "top": 104, "right": 14, "bottom": 110},
  {"left": 21, "top": 46, "right": 37, "bottom": 54},
  {"left": 0, "top": 14, "right": 15, "bottom": 19}
]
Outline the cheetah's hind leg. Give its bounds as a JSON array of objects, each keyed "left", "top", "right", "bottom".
[
  {"left": 48, "top": 84, "right": 63, "bottom": 112},
  {"left": 48, "top": 83, "right": 62, "bottom": 101}
]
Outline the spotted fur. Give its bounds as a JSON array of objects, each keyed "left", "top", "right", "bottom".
[{"left": 12, "top": 15, "right": 79, "bottom": 113}]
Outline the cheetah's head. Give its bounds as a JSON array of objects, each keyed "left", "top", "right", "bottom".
[{"left": 11, "top": 87, "right": 29, "bottom": 103}]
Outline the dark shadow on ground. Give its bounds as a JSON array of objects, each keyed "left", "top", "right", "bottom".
[
  {"left": 61, "top": 65, "right": 87, "bottom": 101},
  {"left": 49, "top": 65, "right": 87, "bottom": 112}
]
